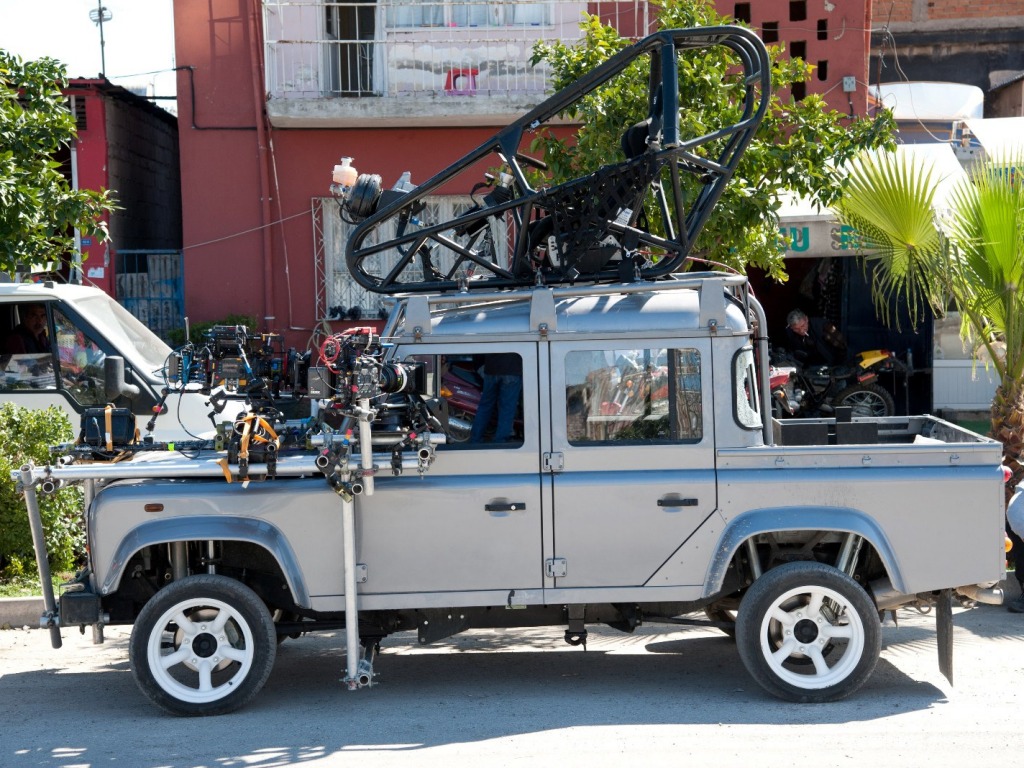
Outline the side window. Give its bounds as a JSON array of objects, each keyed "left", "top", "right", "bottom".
[
  {"left": 406, "top": 352, "right": 524, "bottom": 448},
  {"left": 0, "top": 302, "right": 56, "bottom": 390},
  {"left": 565, "top": 348, "right": 703, "bottom": 444},
  {"left": 53, "top": 308, "right": 108, "bottom": 406},
  {"left": 733, "top": 346, "right": 762, "bottom": 430}
]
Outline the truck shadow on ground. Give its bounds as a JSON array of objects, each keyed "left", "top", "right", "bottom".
[{"left": 2, "top": 621, "right": 953, "bottom": 768}]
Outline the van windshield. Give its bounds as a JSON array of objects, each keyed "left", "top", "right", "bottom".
[{"left": 73, "top": 295, "right": 172, "bottom": 379}]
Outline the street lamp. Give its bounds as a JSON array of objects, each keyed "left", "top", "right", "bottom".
[{"left": 88, "top": 1, "right": 113, "bottom": 77}]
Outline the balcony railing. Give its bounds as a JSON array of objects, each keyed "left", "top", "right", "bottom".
[{"left": 263, "top": 0, "right": 651, "bottom": 104}]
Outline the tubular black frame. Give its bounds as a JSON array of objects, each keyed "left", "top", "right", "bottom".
[{"left": 345, "top": 26, "right": 771, "bottom": 294}]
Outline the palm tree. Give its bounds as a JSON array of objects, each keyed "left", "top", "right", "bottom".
[{"left": 835, "top": 149, "right": 1024, "bottom": 487}]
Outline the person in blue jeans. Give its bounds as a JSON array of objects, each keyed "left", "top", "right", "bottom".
[{"left": 469, "top": 353, "right": 522, "bottom": 443}]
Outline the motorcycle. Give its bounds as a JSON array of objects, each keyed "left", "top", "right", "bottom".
[
  {"left": 437, "top": 357, "right": 524, "bottom": 442},
  {"left": 770, "top": 348, "right": 907, "bottom": 419}
]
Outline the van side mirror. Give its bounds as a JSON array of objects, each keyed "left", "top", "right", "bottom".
[{"left": 104, "top": 356, "right": 140, "bottom": 400}]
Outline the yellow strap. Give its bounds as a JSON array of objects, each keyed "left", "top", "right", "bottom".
[
  {"left": 249, "top": 417, "right": 280, "bottom": 447},
  {"left": 104, "top": 405, "right": 113, "bottom": 453},
  {"left": 235, "top": 415, "right": 281, "bottom": 450},
  {"left": 239, "top": 418, "right": 252, "bottom": 462},
  {"left": 216, "top": 457, "right": 234, "bottom": 483}
]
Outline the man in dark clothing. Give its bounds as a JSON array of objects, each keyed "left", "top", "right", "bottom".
[
  {"left": 5, "top": 303, "right": 50, "bottom": 354},
  {"left": 785, "top": 308, "right": 845, "bottom": 366},
  {"left": 1006, "top": 489, "right": 1024, "bottom": 612},
  {"left": 469, "top": 353, "right": 522, "bottom": 443}
]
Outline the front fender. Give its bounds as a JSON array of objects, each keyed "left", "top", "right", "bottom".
[
  {"left": 98, "top": 515, "right": 311, "bottom": 608},
  {"left": 703, "top": 506, "right": 904, "bottom": 597}
]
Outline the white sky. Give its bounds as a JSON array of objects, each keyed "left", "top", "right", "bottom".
[{"left": 0, "top": 0, "right": 177, "bottom": 112}]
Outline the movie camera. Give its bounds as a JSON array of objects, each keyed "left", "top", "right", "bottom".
[
  {"left": 165, "top": 325, "right": 286, "bottom": 399},
  {"left": 307, "top": 327, "right": 426, "bottom": 408}
]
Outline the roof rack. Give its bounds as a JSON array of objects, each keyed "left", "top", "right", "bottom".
[{"left": 381, "top": 272, "right": 751, "bottom": 338}]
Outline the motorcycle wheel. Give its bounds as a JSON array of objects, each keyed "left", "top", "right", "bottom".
[{"left": 833, "top": 383, "right": 894, "bottom": 418}]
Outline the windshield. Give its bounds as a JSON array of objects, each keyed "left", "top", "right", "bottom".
[{"left": 73, "top": 294, "right": 172, "bottom": 380}]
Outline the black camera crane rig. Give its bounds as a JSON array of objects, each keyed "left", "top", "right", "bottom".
[{"left": 331, "top": 26, "right": 770, "bottom": 296}]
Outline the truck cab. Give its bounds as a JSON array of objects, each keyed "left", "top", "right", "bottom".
[{"left": 0, "top": 281, "right": 213, "bottom": 439}]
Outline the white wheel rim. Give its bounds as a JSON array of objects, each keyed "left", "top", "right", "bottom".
[
  {"left": 146, "top": 597, "right": 257, "bottom": 704},
  {"left": 758, "top": 584, "right": 865, "bottom": 690}
]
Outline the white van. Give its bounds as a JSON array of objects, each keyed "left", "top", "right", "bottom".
[{"left": 0, "top": 281, "right": 213, "bottom": 440}]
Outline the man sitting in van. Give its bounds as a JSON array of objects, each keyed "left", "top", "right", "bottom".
[
  {"left": 5, "top": 303, "right": 50, "bottom": 354},
  {"left": 2, "top": 303, "right": 55, "bottom": 388}
]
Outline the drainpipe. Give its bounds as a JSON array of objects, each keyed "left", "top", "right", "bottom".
[
  {"left": 248, "top": 0, "right": 275, "bottom": 331},
  {"left": 70, "top": 133, "right": 83, "bottom": 285}
]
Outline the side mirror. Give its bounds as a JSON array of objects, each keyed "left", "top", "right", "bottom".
[{"left": 104, "top": 356, "right": 141, "bottom": 401}]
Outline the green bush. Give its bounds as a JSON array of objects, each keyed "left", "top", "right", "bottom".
[{"left": 0, "top": 404, "right": 83, "bottom": 577}]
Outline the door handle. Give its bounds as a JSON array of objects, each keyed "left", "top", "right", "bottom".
[
  {"left": 485, "top": 502, "right": 526, "bottom": 513},
  {"left": 658, "top": 497, "right": 698, "bottom": 508}
]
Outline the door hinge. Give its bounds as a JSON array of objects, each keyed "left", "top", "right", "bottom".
[
  {"left": 545, "top": 557, "right": 567, "bottom": 578},
  {"left": 543, "top": 452, "right": 564, "bottom": 473}
]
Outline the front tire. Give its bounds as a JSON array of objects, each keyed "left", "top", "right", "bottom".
[
  {"left": 129, "top": 574, "right": 277, "bottom": 716},
  {"left": 736, "top": 562, "right": 881, "bottom": 703}
]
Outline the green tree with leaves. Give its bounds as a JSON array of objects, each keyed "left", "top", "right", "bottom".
[
  {"left": 530, "top": 1, "right": 895, "bottom": 279},
  {"left": 835, "top": 149, "right": 1024, "bottom": 484},
  {"left": 0, "top": 51, "right": 114, "bottom": 276}
]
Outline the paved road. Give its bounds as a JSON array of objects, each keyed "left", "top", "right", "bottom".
[{"left": 1, "top": 603, "right": 1021, "bottom": 767}]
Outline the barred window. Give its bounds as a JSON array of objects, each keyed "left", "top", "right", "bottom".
[
  {"left": 319, "top": 194, "right": 510, "bottom": 319},
  {"left": 386, "top": 0, "right": 551, "bottom": 28}
]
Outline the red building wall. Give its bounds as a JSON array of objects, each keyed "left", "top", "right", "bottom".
[
  {"left": 725, "top": 0, "right": 872, "bottom": 112},
  {"left": 63, "top": 80, "right": 182, "bottom": 307},
  {"left": 67, "top": 82, "right": 113, "bottom": 295}
]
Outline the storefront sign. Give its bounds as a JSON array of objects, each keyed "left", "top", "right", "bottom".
[{"left": 779, "top": 219, "right": 869, "bottom": 258}]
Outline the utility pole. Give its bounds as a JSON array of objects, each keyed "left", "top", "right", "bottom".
[{"left": 88, "top": 1, "right": 113, "bottom": 77}]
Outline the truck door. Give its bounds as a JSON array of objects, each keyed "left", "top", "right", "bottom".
[
  {"left": 547, "top": 340, "right": 717, "bottom": 589},
  {"left": 355, "top": 342, "right": 544, "bottom": 596}
]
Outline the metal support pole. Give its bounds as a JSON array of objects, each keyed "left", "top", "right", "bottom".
[
  {"left": 342, "top": 495, "right": 361, "bottom": 688},
  {"left": 836, "top": 533, "right": 864, "bottom": 576},
  {"left": 20, "top": 465, "right": 62, "bottom": 649},
  {"left": 171, "top": 541, "right": 188, "bottom": 581},
  {"left": 343, "top": 401, "right": 375, "bottom": 689},
  {"left": 747, "top": 293, "right": 773, "bottom": 446},
  {"left": 745, "top": 538, "right": 763, "bottom": 579},
  {"left": 358, "top": 398, "right": 375, "bottom": 496}
]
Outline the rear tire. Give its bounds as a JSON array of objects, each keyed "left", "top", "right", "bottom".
[
  {"left": 736, "top": 562, "right": 881, "bottom": 703},
  {"left": 129, "top": 574, "right": 276, "bottom": 716},
  {"left": 834, "top": 382, "right": 894, "bottom": 418}
]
